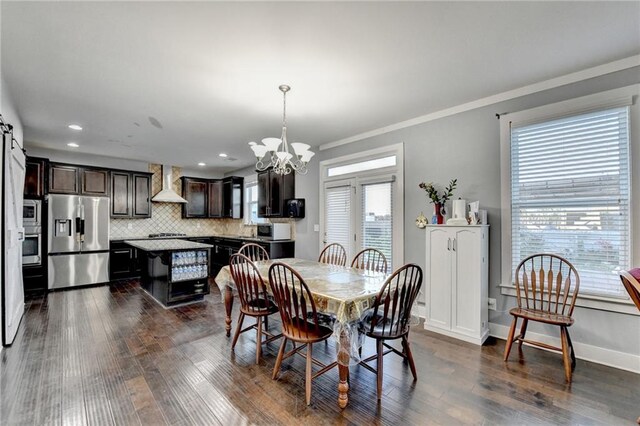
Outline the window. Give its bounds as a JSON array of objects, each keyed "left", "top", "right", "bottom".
[
  {"left": 320, "top": 144, "right": 403, "bottom": 271},
  {"left": 244, "top": 178, "right": 266, "bottom": 224},
  {"left": 502, "top": 87, "right": 635, "bottom": 301}
]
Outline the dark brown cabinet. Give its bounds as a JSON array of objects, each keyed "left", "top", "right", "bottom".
[
  {"left": 49, "top": 164, "right": 79, "bottom": 194},
  {"left": 257, "top": 169, "right": 295, "bottom": 217},
  {"left": 110, "top": 171, "right": 152, "bottom": 218},
  {"left": 109, "top": 241, "right": 142, "bottom": 280},
  {"left": 182, "top": 178, "right": 208, "bottom": 218},
  {"left": 81, "top": 168, "right": 110, "bottom": 196},
  {"left": 182, "top": 176, "right": 244, "bottom": 219},
  {"left": 49, "top": 163, "right": 110, "bottom": 196},
  {"left": 24, "top": 157, "right": 46, "bottom": 198}
]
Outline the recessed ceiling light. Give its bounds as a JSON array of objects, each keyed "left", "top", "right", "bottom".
[
  {"left": 68, "top": 124, "right": 83, "bottom": 131},
  {"left": 198, "top": 162, "right": 206, "bottom": 166},
  {"left": 67, "top": 142, "right": 79, "bottom": 148},
  {"left": 219, "top": 153, "right": 228, "bottom": 158}
]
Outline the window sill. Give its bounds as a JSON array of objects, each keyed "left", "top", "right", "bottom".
[{"left": 499, "top": 284, "right": 639, "bottom": 316}]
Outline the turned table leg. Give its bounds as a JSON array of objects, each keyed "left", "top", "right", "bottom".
[
  {"left": 224, "top": 285, "right": 234, "bottom": 337},
  {"left": 337, "top": 327, "right": 350, "bottom": 409}
]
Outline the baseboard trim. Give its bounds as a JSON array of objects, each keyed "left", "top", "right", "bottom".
[
  {"left": 490, "top": 322, "right": 640, "bottom": 374},
  {"left": 424, "top": 323, "right": 489, "bottom": 346}
]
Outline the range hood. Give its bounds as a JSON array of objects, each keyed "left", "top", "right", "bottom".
[{"left": 151, "top": 165, "right": 188, "bottom": 203}]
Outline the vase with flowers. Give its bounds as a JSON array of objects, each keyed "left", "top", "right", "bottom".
[{"left": 418, "top": 179, "right": 457, "bottom": 224}]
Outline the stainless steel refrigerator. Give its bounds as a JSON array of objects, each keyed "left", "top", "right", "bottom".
[{"left": 48, "top": 194, "right": 110, "bottom": 289}]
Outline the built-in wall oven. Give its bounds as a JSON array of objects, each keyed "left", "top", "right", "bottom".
[{"left": 22, "top": 199, "right": 42, "bottom": 266}]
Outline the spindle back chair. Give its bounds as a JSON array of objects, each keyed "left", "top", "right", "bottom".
[
  {"left": 619, "top": 269, "right": 640, "bottom": 311},
  {"left": 358, "top": 263, "right": 423, "bottom": 400},
  {"left": 504, "top": 254, "right": 580, "bottom": 382},
  {"left": 238, "top": 243, "right": 270, "bottom": 262},
  {"left": 351, "top": 248, "right": 388, "bottom": 273},
  {"left": 318, "top": 243, "right": 347, "bottom": 267}
]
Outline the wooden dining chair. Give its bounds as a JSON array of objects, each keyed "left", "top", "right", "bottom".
[
  {"left": 358, "top": 263, "right": 423, "bottom": 400},
  {"left": 503, "top": 254, "right": 580, "bottom": 383},
  {"left": 351, "top": 248, "right": 388, "bottom": 273},
  {"left": 238, "top": 243, "right": 270, "bottom": 262},
  {"left": 229, "top": 254, "right": 282, "bottom": 364},
  {"left": 318, "top": 242, "right": 347, "bottom": 266},
  {"left": 619, "top": 269, "right": 640, "bottom": 311},
  {"left": 268, "top": 262, "right": 338, "bottom": 405}
]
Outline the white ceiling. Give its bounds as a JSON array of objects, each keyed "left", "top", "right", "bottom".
[{"left": 2, "top": 2, "right": 639, "bottom": 173}]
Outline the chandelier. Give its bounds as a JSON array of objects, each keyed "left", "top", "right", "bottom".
[{"left": 249, "top": 85, "right": 315, "bottom": 175}]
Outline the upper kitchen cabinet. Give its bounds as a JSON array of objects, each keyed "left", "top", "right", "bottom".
[
  {"left": 222, "top": 176, "right": 243, "bottom": 219},
  {"left": 24, "top": 157, "right": 47, "bottom": 198},
  {"left": 208, "top": 180, "right": 223, "bottom": 218},
  {"left": 49, "top": 163, "right": 110, "bottom": 196},
  {"left": 111, "top": 171, "right": 152, "bottom": 218},
  {"left": 257, "top": 169, "right": 294, "bottom": 217},
  {"left": 182, "top": 177, "right": 208, "bottom": 218},
  {"left": 49, "top": 163, "right": 79, "bottom": 194}
]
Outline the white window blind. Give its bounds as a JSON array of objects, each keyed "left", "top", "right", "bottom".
[
  {"left": 325, "top": 185, "right": 352, "bottom": 255},
  {"left": 361, "top": 181, "right": 393, "bottom": 272},
  {"left": 510, "top": 106, "right": 630, "bottom": 298}
]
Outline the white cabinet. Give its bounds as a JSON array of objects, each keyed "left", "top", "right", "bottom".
[{"left": 424, "top": 225, "right": 489, "bottom": 345}]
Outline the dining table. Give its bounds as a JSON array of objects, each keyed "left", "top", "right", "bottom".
[{"left": 214, "top": 257, "right": 390, "bottom": 408}]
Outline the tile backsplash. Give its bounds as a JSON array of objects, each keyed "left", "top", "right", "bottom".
[{"left": 110, "top": 164, "right": 292, "bottom": 239}]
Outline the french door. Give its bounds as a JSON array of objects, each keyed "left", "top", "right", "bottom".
[{"left": 322, "top": 175, "right": 398, "bottom": 271}]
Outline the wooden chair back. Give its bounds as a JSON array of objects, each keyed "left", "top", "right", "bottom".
[
  {"left": 318, "top": 243, "right": 347, "bottom": 266},
  {"left": 367, "top": 263, "right": 423, "bottom": 338},
  {"left": 620, "top": 269, "right": 640, "bottom": 311},
  {"left": 514, "top": 254, "right": 580, "bottom": 316},
  {"left": 268, "top": 262, "right": 321, "bottom": 341},
  {"left": 351, "top": 248, "right": 388, "bottom": 273},
  {"left": 238, "top": 243, "right": 270, "bottom": 262},
  {"left": 229, "top": 253, "right": 270, "bottom": 315}
]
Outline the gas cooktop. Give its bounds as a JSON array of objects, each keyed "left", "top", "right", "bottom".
[{"left": 148, "top": 233, "right": 187, "bottom": 239}]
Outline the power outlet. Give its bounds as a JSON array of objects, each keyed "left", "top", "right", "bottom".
[
  {"left": 127, "top": 223, "right": 133, "bottom": 230},
  {"left": 313, "top": 224, "right": 320, "bottom": 232},
  {"left": 488, "top": 298, "right": 497, "bottom": 311}
]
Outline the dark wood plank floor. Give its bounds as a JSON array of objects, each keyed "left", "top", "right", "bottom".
[{"left": 2, "top": 280, "right": 639, "bottom": 425}]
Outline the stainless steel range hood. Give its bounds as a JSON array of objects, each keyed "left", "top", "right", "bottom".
[{"left": 151, "top": 165, "right": 188, "bottom": 203}]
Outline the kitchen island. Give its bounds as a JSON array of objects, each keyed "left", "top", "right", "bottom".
[{"left": 125, "top": 239, "right": 213, "bottom": 307}]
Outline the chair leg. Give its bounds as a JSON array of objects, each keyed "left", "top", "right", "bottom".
[
  {"left": 306, "top": 343, "right": 313, "bottom": 405},
  {"left": 231, "top": 312, "right": 245, "bottom": 350},
  {"left": 402, "top": 336, "right": 417, "bottom": 381},
  {"left": 255, "top": 316, "right": 263, "bottom": 364},
  {"left": 272, "top": 338, "right": 287, "bottom": 380},
  {"left": 560, "top": 326, "right": 572, "bottom": 383},
  {"left": 565, "top": 327, "right": 576, "bottom": 369},
  {"left": 376, "top": 339, "right": 384, "bottom": 401},
  {"left": 503, "top": 316, "right": 518, "bottom": 361},
  {"left": 518, "top": 318, "right": 529, "bottom": 346}
]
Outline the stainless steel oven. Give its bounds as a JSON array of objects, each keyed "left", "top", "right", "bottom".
[
  {"left": 23, "top": 199, "right": 42, "bottom": 227},
  {"left": 22, "top": 227, "right": 42, "bottom": 266}
]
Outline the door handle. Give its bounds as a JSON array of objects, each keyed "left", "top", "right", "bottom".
[
  {"left": 447, "top": 238, "right": 451, "bottom": 251},
  {"left": 453, "top": 238, "right": 456, "bottom": 251}
]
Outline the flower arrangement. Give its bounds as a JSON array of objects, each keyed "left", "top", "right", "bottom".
[{"left": 419, "top": 179, "right": 457, "bottom": 204}]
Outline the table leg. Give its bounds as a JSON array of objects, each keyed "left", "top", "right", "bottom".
[
  {"left": 224, "top": 285, "right": 234, "bottom": 337},
  {"left": 337, "top": 327, "right": 350, "bottom": 409}
]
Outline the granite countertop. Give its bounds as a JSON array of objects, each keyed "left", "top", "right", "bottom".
[
  {"left": 111, "top": 235, "right": 294, "bottom": 243},
  {"left": 125, "top": 239, "right": 213, "bottom": 251}
]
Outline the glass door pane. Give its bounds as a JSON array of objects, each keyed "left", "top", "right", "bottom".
[
  {"left": 360, "top": 182, "right": 393, "bottom": 271},
  {"left": 324, "top": 184, "right": 353, "bottom": 257}
]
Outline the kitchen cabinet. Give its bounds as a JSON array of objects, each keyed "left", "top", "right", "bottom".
[
  {"left": 222, "top": 176, "right": 243, "bottom": 219},
  {"left": 109, "top": 241, "right": 142, "bottom": 280},
  {"left": 49, "top": 163, "right": 110, "bottom": 196},
  {"left": 257, "top": 169, "right": 294, "bottom": 217},
  {"left": 182, "top": 176, "right": 244, "bottom": 219},
  {"left": 49, "top": 164, "right": 79, "bottom": 194},
  {"left": 24, "top": 157, "right": 47, "bottom": 198},
  {"left": 424, "top": 225, "right": 489, "bottom": 345},
  {"left": 181, "top": 177, "right": 208, "bottom": 218},
  {"left": 208, "top": 236, "right": 294, "bottom": 275},
  {"left": 110, "top": 171, "right": 152, "bottom": 218},
  {"left": 208, "top": 180, "right": 223, "bottom": 218}
]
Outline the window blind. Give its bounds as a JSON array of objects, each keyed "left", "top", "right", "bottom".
[
  {"left": 511, "top": 106, "right": 630, "bottom": 298},
  {"left": 361, "top": 182, "right": 393, "bottom": 272},
  {"left": 325, "top": 185, "right": 352, "bottom": 256}
]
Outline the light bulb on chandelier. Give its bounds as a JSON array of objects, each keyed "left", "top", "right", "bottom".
[{"left": 248, "top": 85, "right": 315, "bottom": 175}]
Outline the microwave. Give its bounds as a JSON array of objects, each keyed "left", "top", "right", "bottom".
[
  {"left": 257, "top": 223, "right": 291, "bottom": 240},
  {"left": 23, "top": 199, "right": 42, "bottom": 227}
]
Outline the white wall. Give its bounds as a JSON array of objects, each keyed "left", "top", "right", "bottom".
[{"left": 294, "top": 66, "right": 640, "bottom": 371}]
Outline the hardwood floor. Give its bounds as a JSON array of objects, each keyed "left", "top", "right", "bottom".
[{"left": 2, "top": 280, "right": 638, "bottom": 425}]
